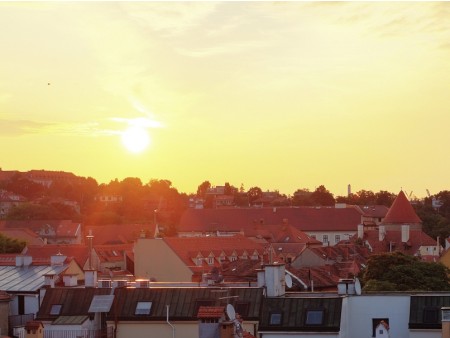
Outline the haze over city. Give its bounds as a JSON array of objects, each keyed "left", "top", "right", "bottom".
[{"left": 1, "top": 2, "right": 449, "bottom": 197}]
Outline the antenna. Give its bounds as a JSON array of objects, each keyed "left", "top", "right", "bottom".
[
  {"left": 226, "top": 303, "right": 236, "bottom": 321},
  {"left": 355, "top": 278, "right": 362, "bottom": 296},
  {"left": 285, "top": 274, "right": 293, "bottom": 289}
]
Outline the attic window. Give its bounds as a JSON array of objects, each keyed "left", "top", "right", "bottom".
[
  {"left": 50, "top": 304, "right": 62, "bottom": 315},
  {"left": 269, "top": 311, "right": 283, "bottom": 325},
  {"left": 305, "top": 309, "right": 324, "bottom": 325},
  {"left": 135, "top": 301, "right": 152, "bottom": 315},
  {"left": 423, "top": 307, "right": 439, "bottom": 324}
]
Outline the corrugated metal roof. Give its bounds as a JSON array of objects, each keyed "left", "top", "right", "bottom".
[
  {"left": 52, "top": 316, "right": 89, "bottom": 325},
  {"left": 258, "top": 296, "right": 342, "bottom": 332},
  {"left": 108, "top": 287, "right": 264, "bottom": 321},
  {"left": 0, "top": 265, "right": 68, "bottom": 292},
  {"left": 409, "top": 294, "right": 450, "bottom": 329}
]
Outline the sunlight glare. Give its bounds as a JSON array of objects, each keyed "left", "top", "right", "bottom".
[{"left": 121, "top": 126, "right": 150, "bottom": 153}]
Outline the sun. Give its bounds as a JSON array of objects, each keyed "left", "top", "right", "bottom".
[{"left": 121, "top": 125, "right": 150, "bottom": 153}]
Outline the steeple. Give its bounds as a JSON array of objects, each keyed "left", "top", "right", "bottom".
[{"left": 381, "top": 190, "right": 421, "bottom": 225}]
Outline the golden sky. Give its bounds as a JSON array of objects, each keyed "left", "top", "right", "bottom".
[{"left": 1, "top": 1, "right": 449, "bottom": 197}]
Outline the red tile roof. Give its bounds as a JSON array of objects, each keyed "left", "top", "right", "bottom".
[
  {"left": 94, "top": 243, "right": 133, "bottom": 263},
  {"left": 85, "top": 223, "right": 157, "bottom": 245},
  {"left": 197, "top": 306, "right": 225, "bottom": 319},
  {"left": 382, "top": 191, "right": 421, "bottom": 225},
  {"left": 24, "top": 244, "right": 89, "bottom": 266},
  {"left": 247, "top": 223, "right": 321, "bottom": 245},
  {"left": 0, "top": 228, "right": 45, "bottom": 246},
  {"left": 359, "top": 229, "right": 436, "bottom": 256},
  {"left": 163, "top": 235, "right": 265, "bottom": 275},
  {"left": 179, "top": 207, "right": 362, "bottom": 233}
]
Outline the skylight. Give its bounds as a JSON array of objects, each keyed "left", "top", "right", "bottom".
[{"left": 135, "top": 301, "right": 152, "bottom": 315}]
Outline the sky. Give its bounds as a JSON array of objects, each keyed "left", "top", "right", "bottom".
[{"left": 0, "top": 1, "right": 449, "bottom": 198}]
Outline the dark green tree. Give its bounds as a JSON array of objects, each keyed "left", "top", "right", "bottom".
[
  {"left": 311, "top": 185, "right": 335, "bottom": 206},
  {"left": 247, "top": 186, "right": 263, "bottom": 204},
  {"left": 0, "top": 233, "right": 26, "bottom": 253},
  {"left": 292, "top": 188, "right": 313, "bottom": 206},
  {"left": 362, "top": 252, "right": 450, "bottom": 291}
]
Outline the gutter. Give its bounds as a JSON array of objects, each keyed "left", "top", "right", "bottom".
[{"left": 166, "top": 305, "right": 175, "bottom": 338}]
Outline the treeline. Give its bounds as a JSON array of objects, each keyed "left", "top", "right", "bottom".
[{"left": 1, "top": 174, "right": 450, "bottom": 241}]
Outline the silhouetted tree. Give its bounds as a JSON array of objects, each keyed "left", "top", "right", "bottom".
[
  {"left": 247, "top": 186, "right": 263, "bottom": 204},
  {"left": 310, "top": 185, "right": 335, "bottom": 206}
]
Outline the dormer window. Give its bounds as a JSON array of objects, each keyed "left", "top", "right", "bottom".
[
  {"left": 269, "top": 311, "right": 283, "bottom": 325},
  {"left": 135, "top": 301, "right": 152, "bottom": 315},
  {"left": 208, "top": 257, "right": 214, "bottom": 265},
  {"left": 50, "top": 304, "right": 62, "bottom": 315},
  {"left": 305, "top": 309, "right": 324, "bottom": 325}
]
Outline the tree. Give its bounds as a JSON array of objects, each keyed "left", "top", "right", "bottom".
[
  {"left": 292, "top": 188, "right": 313, "bottom": 206},
  {"left": 362, "top": 252, "right": 450, "bottom": 291},
  {"left": 375, "top": 190, "right": 396, "bottom": 207},
  {"left": 247, "top": 187, "right": 263, "bottom": 204},
  {"left": 196, "top": 181, "right": 211, "bottom": 198},
  {"left": 310, "top": 185, "right": 335, "bottom": 206},
  {"left": 0, "top": 233, "right": 26, "bottom": 253}
]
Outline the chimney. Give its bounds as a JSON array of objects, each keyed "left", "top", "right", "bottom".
[
  {"left": 15, "top": 255, "right": 24, "bottom": 267},
  {"left": 51, "top": 253, "right": 66, "bottom": 266},
  {"left": 357, "top": 224, "right": 364, "bottom": 239},
  {"left": 263, "top": 263, "right": 286, "bottom": 297},
  {"left": 23, "top": 255, "right": 32, "bottom": 267},
  {"left": 442, "top": 307, "right": 450, "bottom": 338},
  {"left": 63, "top": 274, "right": 78, "bottom": 287},
  {"left": 84, "top": 269, "right": 98, "bottom": 288},
  {"left": 401, "top": 225, "right": 410, "bottom": 243},
  {"left": 379, "top": 225, "right": 386, "bottom": 241},
  {"left": 44, "top": 274, "right": 56, "bottom": 288}
]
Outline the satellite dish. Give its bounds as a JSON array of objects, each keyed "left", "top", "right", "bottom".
[
  {"left": 285, "top": 274, "right": 293, "bottom": 288},
  {"left": 226, "top": 303, "right": 236, "bottom": 321},
  {"left": 355, "top": 278, "right": 362, "bottom": 295}
]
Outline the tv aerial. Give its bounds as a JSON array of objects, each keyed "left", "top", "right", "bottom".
[
  {"left": 285, "top": 274, "right": 293, "bottom": 289},
  {"left": 226, "top": 304, "right": 243, "bottom": 338},
  {"left": 355, "top": 278, "right": 362, "bottom": 296}
]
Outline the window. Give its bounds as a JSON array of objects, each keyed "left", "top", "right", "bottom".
[
  {"left": 335, "top": 235, "right": 340, "bottom": 244},
  {"left": 135, "top": 301, "right": 152, "bottom": 315},
  {"left": 423, "top": 307, "right": 439, "bottom": 324},
  {"left": 372, "top": 318, "right": 389, "bottom": 337},
  {"left": 50, "top": 304, "right": 62, "bottom": 315},
  {"left": 322, "top": 235, "right": 328, "bottom": 244},
  {"left": 208, "top": 257, "right": 214, "bottom": 265},
  {"left": 305, "top": 309, "right": 324, "bottom": 325},
  {"left": 269, "top": 311, "right": 282, "bottom": 325}
]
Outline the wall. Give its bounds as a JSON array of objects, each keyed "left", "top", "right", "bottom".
[
  {"left": 340, "top": 294, "right": 410, "bottom": 338},
  {"left": 9, "top": 294, "right": 40, "bottom": 316},
  {"left": 306, "top": 231, "right": 355, "bottom": 246},
  {"left": 116, "top": 322, "right": 197, "bottom": 338},
  {"left": 134, "top": 238, "right": 193, "bottom": 282},
  {"left": 409, "top": 329, "right": 441, "bottom": 338},
  {"left": 260, "top": 333, "right": 338, "bottom": 338}
]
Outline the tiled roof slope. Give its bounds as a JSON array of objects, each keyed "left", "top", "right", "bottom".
[
  {"left": 24, "top": 244, "right": 89, "bottom": 267},
  {"left": 164, "top": 235, "right": 265, "bottom": 273},
  {"left": 107, "top": 287, "right": 264, "bottom": 321},
  {"left": 0, "top": 228, "right": 45, "bottom": 246},
  {"left": 85, "top": 223, "right": 157, "bottom": 245},
  {"left": 179, "top": 207, "right": 362, "bottom": 233},
  {"left": 361, "top": 229, "right": 436, "bottom": 255},
  {"left": 259, "top": 296, "right": 342, "bottom": 332},
  {"left": 382, "top": 191, "right": 421, "bottom": 225},
  {"left": 36, "top": 287, "right": 112, "bottom": 321}
]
